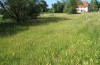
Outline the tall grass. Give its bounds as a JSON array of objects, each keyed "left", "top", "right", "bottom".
[{"left": 0, "top": 13, "right": 100, "bottom": 65}]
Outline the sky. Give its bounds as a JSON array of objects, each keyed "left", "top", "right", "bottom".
[
  {"left": 45, "top": 0, "right": 100, "bottom": 8},
  {"left": 0, "top": 0, "right": 100, "bottom": 8}
]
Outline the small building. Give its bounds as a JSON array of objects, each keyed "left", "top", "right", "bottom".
[{"left": 76, "top": 1, "right": 89, "bottom": 13}]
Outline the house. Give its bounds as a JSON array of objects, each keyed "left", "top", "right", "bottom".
[{"left": 76, "top": 1, "right": 89, "bottom": 13}]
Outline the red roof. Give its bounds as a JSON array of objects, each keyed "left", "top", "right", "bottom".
[{"left": 77, "top": 1, "right": 88, "bottom": 8}]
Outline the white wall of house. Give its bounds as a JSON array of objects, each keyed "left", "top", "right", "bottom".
[{"left": 77, "top": 7, "right": 88, "bottom": 13}]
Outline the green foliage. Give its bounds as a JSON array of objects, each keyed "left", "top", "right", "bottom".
[
  {"left": 0, "top": 0, "right": 41, "bottom": 22},
  {"left": 98, "top": 2, "right": 100, "bottom": 9},
  {"left": 52, "top": 3, "right": 57, "bottom": 13},
  {"left": 63, "top": 0, "right": 79, "bottom": 14},
  {"left": 40, "top": 0, "right": 48, "bottom": 12},
  {"left": 90, "top": 0, "right": 99, "bottom": 11},
  {"left": 0, "top": 8, "right": 4, "bottom": 15},
  {"left": 47, "top": 8, "right": 52, "bottom": 13},
  {"left": 52, "top": 1, "right": 64, "bottom": 13}
]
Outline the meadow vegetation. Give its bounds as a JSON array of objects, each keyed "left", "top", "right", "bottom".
[{"left": 0, "top": 13, "right": 100, "bottom": 65}]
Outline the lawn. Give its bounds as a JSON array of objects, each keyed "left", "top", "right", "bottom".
[{"left": 0, "top": 13, "right": 100, "bottom": 65}]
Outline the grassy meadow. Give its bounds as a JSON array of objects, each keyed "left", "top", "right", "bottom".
[{"left": 0, "top": 13, "right": 100, "bottom": 65}]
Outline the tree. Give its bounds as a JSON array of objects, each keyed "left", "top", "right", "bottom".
[
  {"left": 40, "top": 0, "right": 48, "bottom": 12},
  {"left": 52, "top": 1, "right": 64, "bottom": 13},
  {"left": 61, "top": 0, "right": 67, "bottom": 5},
  {"left": 63, "top": 0, "right": 80, "bottom": 14},
  {"left": 52, "top": 3, "right": 57, "bottom": 13},
  {"left": 98, "top": 2, "right": 100, "bottom": 10},
  {"left": 90, "top": 0, "right": 99, "bottom": 11},
  {"left": 0, "top": 0, "right": 41, "bottom": 22},
  {"left": 57, "top": 1, "right": 65, "bottom": 13}
]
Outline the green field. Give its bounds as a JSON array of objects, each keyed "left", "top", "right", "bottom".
[{"left": 0, "top": 13, "right": 100, "bottom": 65}]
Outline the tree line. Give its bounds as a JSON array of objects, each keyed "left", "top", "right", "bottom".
[
  {"left": 0, "top": 0, "right": 100, "bottom": 22},
  {"left": 52, "top": 0, "right": 100, "bottom": 13}
]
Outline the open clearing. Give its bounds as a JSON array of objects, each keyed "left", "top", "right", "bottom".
[{"left": 0, "top": 13, "right": 100, "bottom": 65}]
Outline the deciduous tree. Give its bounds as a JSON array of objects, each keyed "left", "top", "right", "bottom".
[
  {"left": 40, "top": 0, "right": 48, "bottom": 12},
  {"left": 0, "top": 0, "right": 41, "bottom": 22},
  {"left": 63, "top": 0, "right": 80, "bottom": 14},
  {"left": 90, "top": 0, "right": 99, "bottom": 11},
  {"left": 52, "top": 1, "right": 64, "bottom": 13}
]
